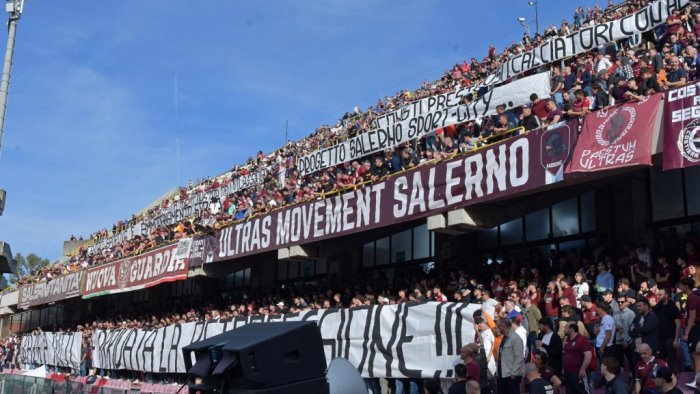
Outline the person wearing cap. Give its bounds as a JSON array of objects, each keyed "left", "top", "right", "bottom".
[
  {"left": 518, "top": 105, "right": 540, "bottom": 131},
  {"left": 601, "top": 289, "right": 619, "bottom": 314},
  {"left": 654, "top": 366, "right": 681, "bottom": 394},
  {"left": 536, "top": 317, "right": 563, "bottom": 375}
]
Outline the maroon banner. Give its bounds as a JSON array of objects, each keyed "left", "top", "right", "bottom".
[
  {"left": 663, "top": 81, "right": 700, "bottom": 170},
  {"left": 204, "top": 124, "right": 577, "bottom": 263},
  {"left": 81, "top": 239, "right": 193, "bottom": 298},
  {"left": 566, "top": 94, "right": 661, "bottom": 174},
  {"left": 17, "top": 270, "right": 84, "bottom": 309}
]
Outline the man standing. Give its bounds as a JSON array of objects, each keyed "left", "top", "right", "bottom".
[
  {"left": 613, "top": 294, "right": 636, "bottom": 375},
  {"left": 654, "top": 288, "right": 681, "bottom": 372},
  {"left": 525, "top": 362, "right": 554, "bottom": 394},
  {"left": 523, "top": 296, "right": 542, "bottom": 358},
  {"left": 459, "top": 344, "right": 482, "bottom": 384},
  {"left": 563, "top": 322, "right": 593, "bottom": 394},
  {"left": 497, "top": 318, "right": 524, "bottom": 394},
  {"left": 630, "top": 298, "right": 661, "bottom": 351},
  {"left": 536, "top": 318, "right": 563, "bottom": 375},
  {"left": 596, "top": 262, "right": 615, "bottom": 293},
  {"left": 681, "top": 278, "right": 700, "bottom": 356},
  {"left": 595, "top": 303, "right": 616, "bottom": 360}
]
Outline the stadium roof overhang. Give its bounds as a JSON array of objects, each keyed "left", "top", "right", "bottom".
[{"left": 0, "top": 242, "right": 17, "bottom": 275}]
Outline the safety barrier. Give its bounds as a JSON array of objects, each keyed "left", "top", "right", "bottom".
[{"left": 0, "top": 373, "right": 182, "bottom": 394}]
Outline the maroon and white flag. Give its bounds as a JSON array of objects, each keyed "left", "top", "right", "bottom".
[
  {"left": 663, "top": 81, "right": 700, "bottom": 170},
  {"left": 566, "top": 94, "right": 661, "bottom": 174}
]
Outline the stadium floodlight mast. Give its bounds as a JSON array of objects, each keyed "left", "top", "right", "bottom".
[
  {"left": 0, "top": 0, "right": 24, "bottom": 154},
  {"left": 0, "top": 0, "right": 24, "bottom": 278},
  {"left": 528, "top": 1, "right": 539, "bottom": 35},
  {"left": 517, "top": 17, "right": 530, "bottom": 35}
]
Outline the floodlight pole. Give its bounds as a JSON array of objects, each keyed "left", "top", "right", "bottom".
[{"left": 0, "top": 0, "right": 24, "bottom": 153}]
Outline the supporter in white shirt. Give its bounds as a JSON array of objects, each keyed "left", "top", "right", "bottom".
[
  {"left": 476, "top": 318, "right": 497, "bottom": 377},
  {"left": 512, "top": 317, "right": 528, "bottom": 358},
  {"left": 573, "top": 271, "right": 590, "bottom": 309}
]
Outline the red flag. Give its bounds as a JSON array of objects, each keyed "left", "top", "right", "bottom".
[{"left": 565, "top": 94, "right": 661, "bottom": 174}]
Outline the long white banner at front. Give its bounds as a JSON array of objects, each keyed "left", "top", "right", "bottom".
[
  {"left": 297, "top": 72, "right": 551, "bottom": 175},
  {"left": 18, "top": 332, "right": 82, "bottom": 371},
  {"left": 19, "top": 303, "right": 478, "bottom": 378}
]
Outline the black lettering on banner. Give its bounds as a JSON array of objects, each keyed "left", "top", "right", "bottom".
[
  {"left": 368, "top": 305, "right": 387, "bottom": 377},
  {"left": 454, "top": 303, "right": 470, "bottom": 352},
  {"left": 318, "top": 309, "right": 341, "bottom": 359},
  {"left": 352, "top": 306, "right": 372, "bottom": 375},
  {"left": 187, "top": 321, "right": 207, "bottom": 345},
  {"left": 301, "top": 309, "right": 318, "bottom": 321},
  {"left": 593, "top": 23, "right": 610, "bottom": 48},
  {"left": 619, "top": 13, "right": 635, "bottom": 36},
  {"left": 578, "top": 27, "right": 595, "bottom": 50},
  {"left": 554, "top": 37, "right": 568, "bottom": 61},
  {"left": 434, "top": 303, "right": 443, "bottom": 356},
  {"left": 384, "top": 302, "right": 404, "bottom": 377},
  {"left": 444, "top": 303, "right": 457, "bottom": 356},
  {"left": 117, "top": 329, "right": 137, "bottom": 370},
  {"left": 634, "top": 8, "right": 651, "bottom": 31},
  {"left": 343, "top": 307, "right": 356, "bottom": 362},
  {"left": 167, "top": 324, "right": 182, "bottom": 373},
  {"left": 396, "top": 302, "right": 421, "bottom": 378},
  {"left": 141, "top": 330, "right": 157, "bottom": 372}
]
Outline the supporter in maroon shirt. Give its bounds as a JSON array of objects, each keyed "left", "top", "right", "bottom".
[
  {"left": 557, "top": 278, "right": 577, "bottom": 307},
  {"left": 459, "top": 344, "right": 481, "bottom": 383},
  {"left": 530, "top": 93, "right": 550, "bottom": 120},
  {"left": 544, "top": 281, "right": 560, "bottom": 318},
  {"left": 681, "top": 278, "right": 700, "bottom": 352},
  {"left": 655, "top": 256, "right": 674, "bottom": 290},
  {"left": 562, "top": 322, "right": 593, "bottom": 393}
]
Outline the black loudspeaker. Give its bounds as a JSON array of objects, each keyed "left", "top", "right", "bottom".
[{"left": 183, "top": 321, "right": 329, "bottom": 394}]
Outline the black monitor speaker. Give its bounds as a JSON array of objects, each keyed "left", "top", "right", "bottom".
[{"left": 183, "top": 321, "right": 329, "bottom": 393}]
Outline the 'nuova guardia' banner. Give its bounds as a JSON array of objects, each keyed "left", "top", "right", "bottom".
[{"left": 23, "top": 303, "right": 479, "bottom": 378}]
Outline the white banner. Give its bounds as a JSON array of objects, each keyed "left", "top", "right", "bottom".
[
  {"left": 493, "top": 0, "right": 689, "bottom": 84},
  {"left": 87, "top": 168, "right": 268, "bottom": 256},
  {"left": 298, "top": 72, "right": 551, "bottom": 175},
  {"left": 18, "top": 332, "right": 82, "bottom": 371},
  {"left": 63, "top": 302, "right": 480, "bottom": 377}
]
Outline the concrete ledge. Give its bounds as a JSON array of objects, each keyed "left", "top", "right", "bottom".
[{"left": 426, "top": 214, "right": 445, "bottom": 231}]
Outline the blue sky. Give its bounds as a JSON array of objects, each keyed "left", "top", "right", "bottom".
[{"left": 0, "top": 0, "right": 604, "bottom": 260}]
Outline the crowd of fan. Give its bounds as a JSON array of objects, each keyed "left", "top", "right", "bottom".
[
  {"left": 4, "top": 228, "right": 700, "bottom": 393},
  {"left": 14, "top": 0, "right": 698, "bottom": 293}
]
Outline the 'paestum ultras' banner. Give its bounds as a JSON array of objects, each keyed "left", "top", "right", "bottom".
[
  {"left": 23, "top": 303, "right": 479, "bottom": 378},
  {"left": 663, "top": 81, "right": 700, "bottom": 170},
  {"left": 566, "top": 94, "right": 662, "bottom": 173}
]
